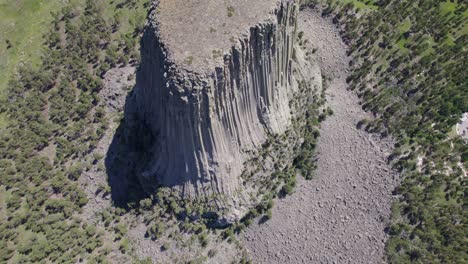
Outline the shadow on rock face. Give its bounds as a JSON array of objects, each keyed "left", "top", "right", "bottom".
[{"left": 105, "top": 83, "right": 152, "bottom": 208}]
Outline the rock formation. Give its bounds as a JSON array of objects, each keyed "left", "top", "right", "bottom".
[{"left": 129, "top": 0, "right": 321, "bottom": 220}]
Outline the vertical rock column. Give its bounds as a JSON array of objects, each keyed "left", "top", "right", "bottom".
[{"left": 134, "top": 1, "right": 299, "bottom": 202}]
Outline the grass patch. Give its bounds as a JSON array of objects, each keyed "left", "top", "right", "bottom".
[
  {"left": 0, "top": 0, "right": 149, "bottom": 97},
  {"left": 339, "top": 0, "right": 378, "bottom": 11},
  {"left": 0, "top": 186, "right": 6, "bottom": 222},
  {"left": 398, "top": 20, "right": 411, "bottom": 33},
  {"left": 440, "top": 1, "right": 457, "bottom": 15},
  {"left": 0, "top": 0, "right": 65, "bottom": 96},
  {"left": 396, "top": 38, "right": 408, "bottom": 50},
  {"left": 185, "top": 56, "right": 194, "bottom": 65},
  {"left": 227, "top": 5, "right": 235, "bottom": 17},
  {"left": 0, "top": 112, "right": 7, "bottom": 128}
]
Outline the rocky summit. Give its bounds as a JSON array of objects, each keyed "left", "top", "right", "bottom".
[{"left": 129, "top": 0, "right": 321, "bottom": 221}]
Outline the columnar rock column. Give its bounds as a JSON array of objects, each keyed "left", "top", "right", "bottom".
[{"left": 133, "top": 0, "right": 316, "bottom": 213}]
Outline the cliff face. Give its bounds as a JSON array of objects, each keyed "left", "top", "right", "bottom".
[{"left": 132, "top": 0, "right": 320, "bottom": 218}]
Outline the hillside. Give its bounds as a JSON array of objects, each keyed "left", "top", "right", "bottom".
[
  {"left": 309, "top": 0, "right": 467, "bottom": 262},
  {"left": 0, "top": 0, "right": 466, "bottom": 263},
  {"left": 0, "top": 0, "right": 150, "bottom": 262},
  {"left": 0, "top": 0, "right": 65, "bottom": 95}
]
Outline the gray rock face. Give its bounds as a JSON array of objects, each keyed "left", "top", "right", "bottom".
[{"left": 133, "top": 0, "right": 320, "bottom": 217}]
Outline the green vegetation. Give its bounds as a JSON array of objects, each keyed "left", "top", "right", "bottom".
[
  {"left": 0, "top": 1, "right": 325, "bottom": 260},
  {"left": 2, "top": 0, "right": 465, "bottom": 262},
  {"left": 304, "top": 0, "right": 467, "bottom": 262},
  {"left": 0, "top": 0, "right": 149, "bottom": 262},
  {"left": 185, "top": 55, "right": 194, "bottom": 65},
  {"left": 0, "top": 0, "right": 66, "bottom": 95},
  {"left": 212, "top": 49, "right": 223, "bottom": 59},
  {"left": 227, "top": 5, "right": 235, "bottom": 17},
  {"left": 293, "top": 101, "right": 322, "bottom": 180}
]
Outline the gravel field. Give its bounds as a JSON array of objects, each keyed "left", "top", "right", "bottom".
[{"left": 242, "top": 9, "right": 400, "bottom": 264}]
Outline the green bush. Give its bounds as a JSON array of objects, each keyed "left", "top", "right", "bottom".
[
  {"left": 146, "top": 222, "right": 166, "bottom": 241},
  {"left": 119, "top": 238, "right": 130, "bottom": 253}
]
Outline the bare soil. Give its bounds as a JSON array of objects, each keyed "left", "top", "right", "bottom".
[
  {"left": 456, "top": 113, "right": 468, "bottom": 141},
  {"left": 241, "top": 10, "right": 400, "bottom": 264},
  {"left": 154, "top": 0, "right": 279, "bottom": 74},
  {"left": 80, "top": 66, "right": 136, "bottom": 223}
]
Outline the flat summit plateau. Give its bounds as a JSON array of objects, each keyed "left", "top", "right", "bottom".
[{"left": 152, "top": 0, "right": 284, "bottom": 73}]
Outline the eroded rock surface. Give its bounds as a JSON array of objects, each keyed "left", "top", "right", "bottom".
[
  {"left": 129, "top": 0, "right": 320, "bottom": 220},
  {"left": 242, "top": 10, "right": 400, "bottom": 263}
]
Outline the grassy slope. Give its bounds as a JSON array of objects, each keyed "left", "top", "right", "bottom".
[
  {"left": 0, "top": 0, "right": 67, "bottom": 129},
  {"left": 0, "top": 0, "right": 65, "bottom": 95},
  {"left": 0, "top": 0, "right": 147, "bottom": 93},
  {"left": 1, "top": 7, "right": 50, "bottom": 217},
  {"left": 0, "top": 0, "right": 150, "bottom": 262}
]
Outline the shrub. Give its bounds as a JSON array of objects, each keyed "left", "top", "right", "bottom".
[
  {"left": 265, "top": 210, "right": 272, "bottom": 220},
  {"left": 146, "top": 222, "right": 166, "bottom": 240},
  {"left": 67, "top": 163, "right": 84, "bottom": 181},
  {"left": 198, "top": 233, "right": 209, "bottom": 248},
  {"left": 161, "top": 241, "right": 170, "bottom": 251},
  {"left": 139, "top": 198, "right": 153, "bottom": 210},
  {"left": 226, "top": 5, "right": 235, "bottom": 17}
]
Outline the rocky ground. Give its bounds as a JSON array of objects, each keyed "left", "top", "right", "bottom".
[
  {"left": 456, "top": 113, "right": 468, "bottom": 141},
  {"left": 80, "top": 66, "right": 136, "bottom": 222},
  {"left": 242, "top": 9, "right": 400, "bottom": 264}
]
